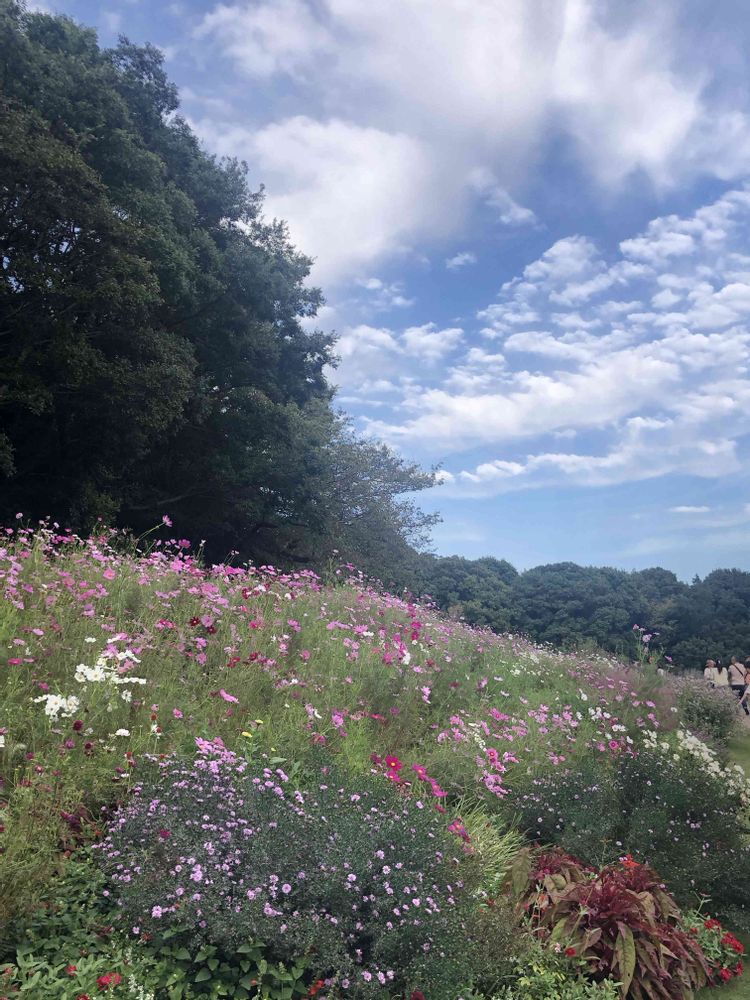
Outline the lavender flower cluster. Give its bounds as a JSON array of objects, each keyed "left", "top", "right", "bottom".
[{"left": 97, "top": 738, "right": 478, "bottom": 998}]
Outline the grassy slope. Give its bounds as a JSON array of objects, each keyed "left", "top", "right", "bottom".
[{"left": 1, "top": 526, "right": 749, "bottom": 997}]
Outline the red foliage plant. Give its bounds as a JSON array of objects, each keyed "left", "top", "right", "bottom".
[{"left": 511, "top": 848, "right": 710, "bottom": 999}]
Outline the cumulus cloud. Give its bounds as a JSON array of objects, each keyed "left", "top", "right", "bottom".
[
  {"left": 194, "top": 0, "right": 334, "bottom": 78},
  {"left": 362, "top": 188, "right": 750, "bottom": 493},
  {"left": 330, "top": 321, "right": 463, "bottom": 395},
  {"left": 192, "top": 0, "right": 750, "bottom": 283},
  {"left": 192, "top": 115, "right": 445, "bottom": 287},
  {"left": 446, "top": 251, "right": 478, "bottom": 270}
]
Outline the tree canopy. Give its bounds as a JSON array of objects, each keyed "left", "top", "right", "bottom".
[{"left": 405, "top": 553, "right": 750, "bottom": 670}]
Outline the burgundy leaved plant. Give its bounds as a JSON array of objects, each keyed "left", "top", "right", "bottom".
[{"left": 511, "top": 847, "right": 710, "bottom": 1000}]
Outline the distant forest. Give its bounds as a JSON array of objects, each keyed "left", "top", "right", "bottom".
[
  {"left": 400, "top": 555, "right": 750, "bottom": 671},
  {"left": 2, "top": 2, "right": 747, "bottom": 671}
]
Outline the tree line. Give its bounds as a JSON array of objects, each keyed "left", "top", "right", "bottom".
[
  {"left": 3, "top": 2, "right": 748, "bottom": 671},
  {"left": 396, "top": 555, "right": 750, "bottom": 670}
]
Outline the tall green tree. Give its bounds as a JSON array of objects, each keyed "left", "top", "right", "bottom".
[{"left": 0, "top": 1, "right": 439, "bottom": 566}]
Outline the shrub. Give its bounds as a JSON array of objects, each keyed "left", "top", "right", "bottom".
[
  {"left": 508, "top": 730, "right": 750, "bottom": 929},
  {"left": 1, "top": 851, "right": 161, "bottom": 999},
  {"left": 493, "top": 939, "right": 620, "bottom": 999},
  {"left": 676, "top": 677, "right": 740, "bottom": 748},
  {"left": 511, "top": 848, "right": 710, "bottom": 999},
  {"left": 98, "top": 740, "right": 483, "bottom": 999},
  {"left": 682, "top": 910, "right": 745, "bottom": 987}
]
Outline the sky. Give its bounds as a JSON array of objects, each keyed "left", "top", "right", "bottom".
[{"left": 30, "top": 0, "right": 750, "bottom": 579}]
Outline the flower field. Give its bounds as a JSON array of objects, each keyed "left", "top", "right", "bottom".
[{"left": 0, "top": 522, "right": 749, "bottom": 999}]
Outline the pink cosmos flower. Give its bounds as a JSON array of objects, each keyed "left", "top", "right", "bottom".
[{"left": 219, "top": 689, "right": 238, "bottom": 703}]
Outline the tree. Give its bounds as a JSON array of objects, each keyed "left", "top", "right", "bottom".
[{"left": 1, "top": 3, "right": 441, "bottom": 567}]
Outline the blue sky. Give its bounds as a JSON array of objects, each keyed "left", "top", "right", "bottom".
[{"left": 32, "top": 0, "right": 750, "bottom": 579}]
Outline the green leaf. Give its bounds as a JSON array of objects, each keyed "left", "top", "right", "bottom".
[
  {"left": 510, "top": 849, "right": 533, "bottom": 897},
  {"left": 615, "top": 922, "right": 637, "bottom": 994},
  {"left": 195, "top": 967, "right": 213, "bottom": 982}
]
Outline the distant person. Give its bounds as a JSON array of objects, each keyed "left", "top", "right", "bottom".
[
  {"left": 729, "top": 657, "right": 750, "bottom": 716},
  {"left": 704, "top": 659, "right": 717, "bottom": 686},
  {"left": 714, "top": 660, "right": 730, "bottom": 688}
]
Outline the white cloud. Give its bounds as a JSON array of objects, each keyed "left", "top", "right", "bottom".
[
  {"left": 669, "top": 505, "right": 711, "bottom": 514},
  {"left": 194, "top": 0, "right": 333, "bottom": 78},
  {"left": 193, "top": 115, "right": 443, "bottom": 287},
  {"left": 469, "top": 168, "right": 537, "bottom": 226},
  {"left": 355, "top": 277, "right": 415, "bottom": 309},
  {"left": 360, "top": 188, "right": 750, "bottom": 494},
  {"left": 402, "top": 323, "right": 463, "bottom": 360},
  {"left": 193, "top": 0, "right": 750, "bottom": 283},
  {"left": 330, "top": 321, "right": 463, "bottom": 393},
  {"left": 446, "top": 251, "right": 478, "bottom": 270}
]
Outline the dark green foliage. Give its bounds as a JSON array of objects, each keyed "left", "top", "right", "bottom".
[
  {"left": 676, "top": 678, "right": 740, "bottom": 748},
  {"left": 1, "top": 849, "right": 314, "bottom": 998},
  {"left": 410, "top": 554, "right": 750, "bottom": 669},
  {"left": 100, "top": 747, "right": 485, "bottom": 999},
  {"left": 506, "top": 744, "right": 750, "bottom": 930}
]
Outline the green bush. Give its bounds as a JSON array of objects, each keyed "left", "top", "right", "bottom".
[
  {"left": 676, "top": 677, "right": 740, "bottom": 748},
  {"left": 493, "top": 939, "right": 620, "bottom": 999},
  {"left": 1, "top": 851, "right": 161, "bottom": 998},
  {"left": 99, "top": 744, "right": 487, "bottom": 999},
  {"left": 507, "top": 733, "right": 750, "bottom": 929}
]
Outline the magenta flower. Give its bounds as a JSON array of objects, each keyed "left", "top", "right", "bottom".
[{"left": 219, "top": 689, "right": 238, "bottom": 703}]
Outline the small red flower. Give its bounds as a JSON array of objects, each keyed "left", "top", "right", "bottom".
[
  {"left": 96, "top": 972, "right": 122, "bottom": 990},
  {"left": 720, "top": 968, "right": 732, "bottom": 982},
  {"left": 66, "top": 964, "right": 77, "bottom": 976},
  {"left": 410, "top": 992, "right": 426, "bottom": 1000},
  {"left": 565, "top": 947, "right": 577, "bottom": 957},
  {"left": 158, "top": 829, "right": 171, "bottom": 839},
  {"left": 72, "top": 720, "right": 84, "bottom": 732}
]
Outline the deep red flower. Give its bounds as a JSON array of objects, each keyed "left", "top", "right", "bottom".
[
  {"left": 565, "top": 947, "right": 577, "bottom": 957},
  {"left": 410, "top": 992, "right": 426, "bottom": 1000},
  {"left": 158, "top": 829, "right": 171, "bottom": 839},
  {"left": 96, "top": 972, "right": 122, "bottom": 990},
  {"left": 72, "top": 720, "right": 83, "bottom": 732},
  {"left": 66, "top": 964, "right": 77, "bottom": 975},
  {"left": 720, "top": 968, "right": 732, "bottom": 982}
]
